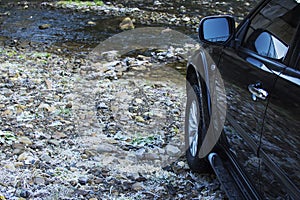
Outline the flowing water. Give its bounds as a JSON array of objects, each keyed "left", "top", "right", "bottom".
[{"left": 0, "top": 0, "right": 260, "bottom": 53}]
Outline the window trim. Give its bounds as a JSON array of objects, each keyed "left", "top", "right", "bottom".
[
  {"left": 239, "top": 0, "right": 298, "bottom": 67},
  {"left": 286, "top": 22, "right": 300, "bottom": 69}
]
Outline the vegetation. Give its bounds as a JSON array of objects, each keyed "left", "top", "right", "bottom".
[{"left": 57, "top": 0, "right": 104, "bottom": 7}]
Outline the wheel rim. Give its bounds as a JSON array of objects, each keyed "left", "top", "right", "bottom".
[{"left": 188, "top": 100, "right": 199, "bottom": 157}]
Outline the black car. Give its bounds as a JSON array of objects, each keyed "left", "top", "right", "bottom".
[{"left": 185, "top": 0, "right": 299, "bottom": 199}]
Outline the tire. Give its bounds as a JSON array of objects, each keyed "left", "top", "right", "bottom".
[{"left": 185, "top": 84, "right": 211, "bottom": 173}]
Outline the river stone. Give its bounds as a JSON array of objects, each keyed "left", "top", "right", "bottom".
[
  {"left": 135, "top": 116, "right": 145, "bottom": 123},
  {"left": 96, "top": 102, "right": 108, "bottom": 110},
  {"left": 78, "top": 176, "right": 89, "bottom": 185},
  {"left": 52, "top": 132, "right": 67, "bottom": 139},
  {"left": 20, "top": 189, "right": 31, "bottom": 198},
  {"left": 177, "top": 161, "right": 185, "bottom": 168},
  {"left": 96, "top": 143, "right": 118, "bottom": 153},
  {"left": 119, "top": 17, "right": 135, "bottom": 30},
  {"left": 39, "top": 24, "right": 51, "bottom": 29},
  {"left": 154, "top": 1, "right": 162, "bottom": 6},
  {"left": 165, "top": 144, "right": 181, "bottom": 156},
  {"left": 182, "top": 16, "right": 190, "bottom": 22},
  {"left": 48, "top": 139, "right": 60, "bottom": 146},
  {"left": 18, "top": 152, "right": 31, "bottom": 161},
  {"left": 135, "top": 98, "right": 143, "bottom": 104},
  {"left": 84, "top": 149, "right": 98, "bottom": 157},
  {"left": 4, "top": 163, "right": 16, "bottom": 172},
  {"left": 87, "top": 21, "right": 96, "bottom": 25},
  {"left": 132, "top": 182, "right": 144, "bottom": 191},
  {"left": 144, "top": 153, "right": 160, "bottom": 160},
  {"left": 13, "top": 143, "right": 25, "bottom": 155},
  {"left": 100, "top": 50, "right": 119, "bottom": 62},
  {"left": 34, "top": 175, "right": 45, "bottom": 185},
  {"left": 18, "top": 136, "right": 32, "bottom": 145},
  {"left": 40, "top": 153, "right": 52, "bottom": 163}
]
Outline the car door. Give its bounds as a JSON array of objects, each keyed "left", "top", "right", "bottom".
[
  {"left": 228, "top": 0, "right": 299, "bottom": 198},
  {"left": 257, "top": 29, "right": 300, "bottom": 198},
  {"left": 219, "top": 0, "right": 299, "bottom": 195}
]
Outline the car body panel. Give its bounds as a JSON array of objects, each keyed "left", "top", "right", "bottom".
[
  {"left": 186, "top": 0, "right": 300, "bottom": 198},
  {"left": 218, "top": 45, "right": 280, "bottom": 194},
  {"left": 259, "top": 66, "right": 300, "bottom": 198}
]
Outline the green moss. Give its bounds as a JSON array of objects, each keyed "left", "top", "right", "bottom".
[
  {"left": 32, "top": 52, "right": 51, "bottom": 59},
  {"left": 95, "top": 0, "right": 104, "bottom": 6},
  {"left": 18, "top": 54, "right": 26, "bottom": 59},
  {"left": 85, "top": 1, "right": 94, "bottom": 6},
  {"left": 0, "top": 131, "right": 16, "bottom": 144},
  {"left": 130, "top": 134, "right": 163, "bottom": 147},
  {"left": 58, "top": 107, "right": 72, "bottom": 116},
  {"left": 7, "top": 50, "right": 17, "bottom": 57}
]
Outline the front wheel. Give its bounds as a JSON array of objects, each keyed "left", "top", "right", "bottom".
[{"left": 185, "top": 84, "right": 211, "bottom": 173}]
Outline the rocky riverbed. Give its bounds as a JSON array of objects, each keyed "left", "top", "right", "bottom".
[{"left": 0, "top": 42, "right": 224, "bottom": 199}]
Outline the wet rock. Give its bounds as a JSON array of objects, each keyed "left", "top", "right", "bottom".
[
  {"left": 154, "top": 1, "right": 162, "bottom": 6},
  {"left": 87, "top": 21, "right": 96, "bottom": 25},
  {"left": 0, "top": 11, "right": 10, "bottom": 16},
  {"left": 182, "top": 16, "right": 190, "bottom": 22},
  {"left": 39, "top": 24, "right": 51, "bottom": 30},
  {"left": 179, "top": 6, "right": 186, "bottom": 13},
  {"left": 119, "top": 17, "right": 135, "bottom": 30}
]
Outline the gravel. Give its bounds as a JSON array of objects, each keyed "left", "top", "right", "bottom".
[{"left": 0, "top": 43, "right": 226, "bottom": 199}]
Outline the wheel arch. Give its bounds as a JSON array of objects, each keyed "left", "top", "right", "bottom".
[
  {"left": 186, "top": 63, "right": 211, "bottom": 116},
  {"left": 186, "top": 64, "right": 200, "bottom": 91}
]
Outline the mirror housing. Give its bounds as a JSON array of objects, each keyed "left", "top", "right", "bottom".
[{"left": 198, "top": 15, "right": 235, "bottom": 45}]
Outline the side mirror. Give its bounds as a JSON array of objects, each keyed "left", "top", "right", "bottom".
[{"left": 198, "top": 16, "right": 235, "bottom": 45}]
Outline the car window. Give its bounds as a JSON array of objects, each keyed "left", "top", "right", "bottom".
[{"left": 243, "top": 0, "right": 300, "bottom": 60}]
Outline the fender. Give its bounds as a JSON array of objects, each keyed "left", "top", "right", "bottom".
[{"left": 187, "top": 48, "right": 212, "bottom": 116}]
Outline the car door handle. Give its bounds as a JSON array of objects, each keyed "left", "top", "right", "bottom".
[{"left": 248, "top": 83, "right": 268, "bottom": 101}]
